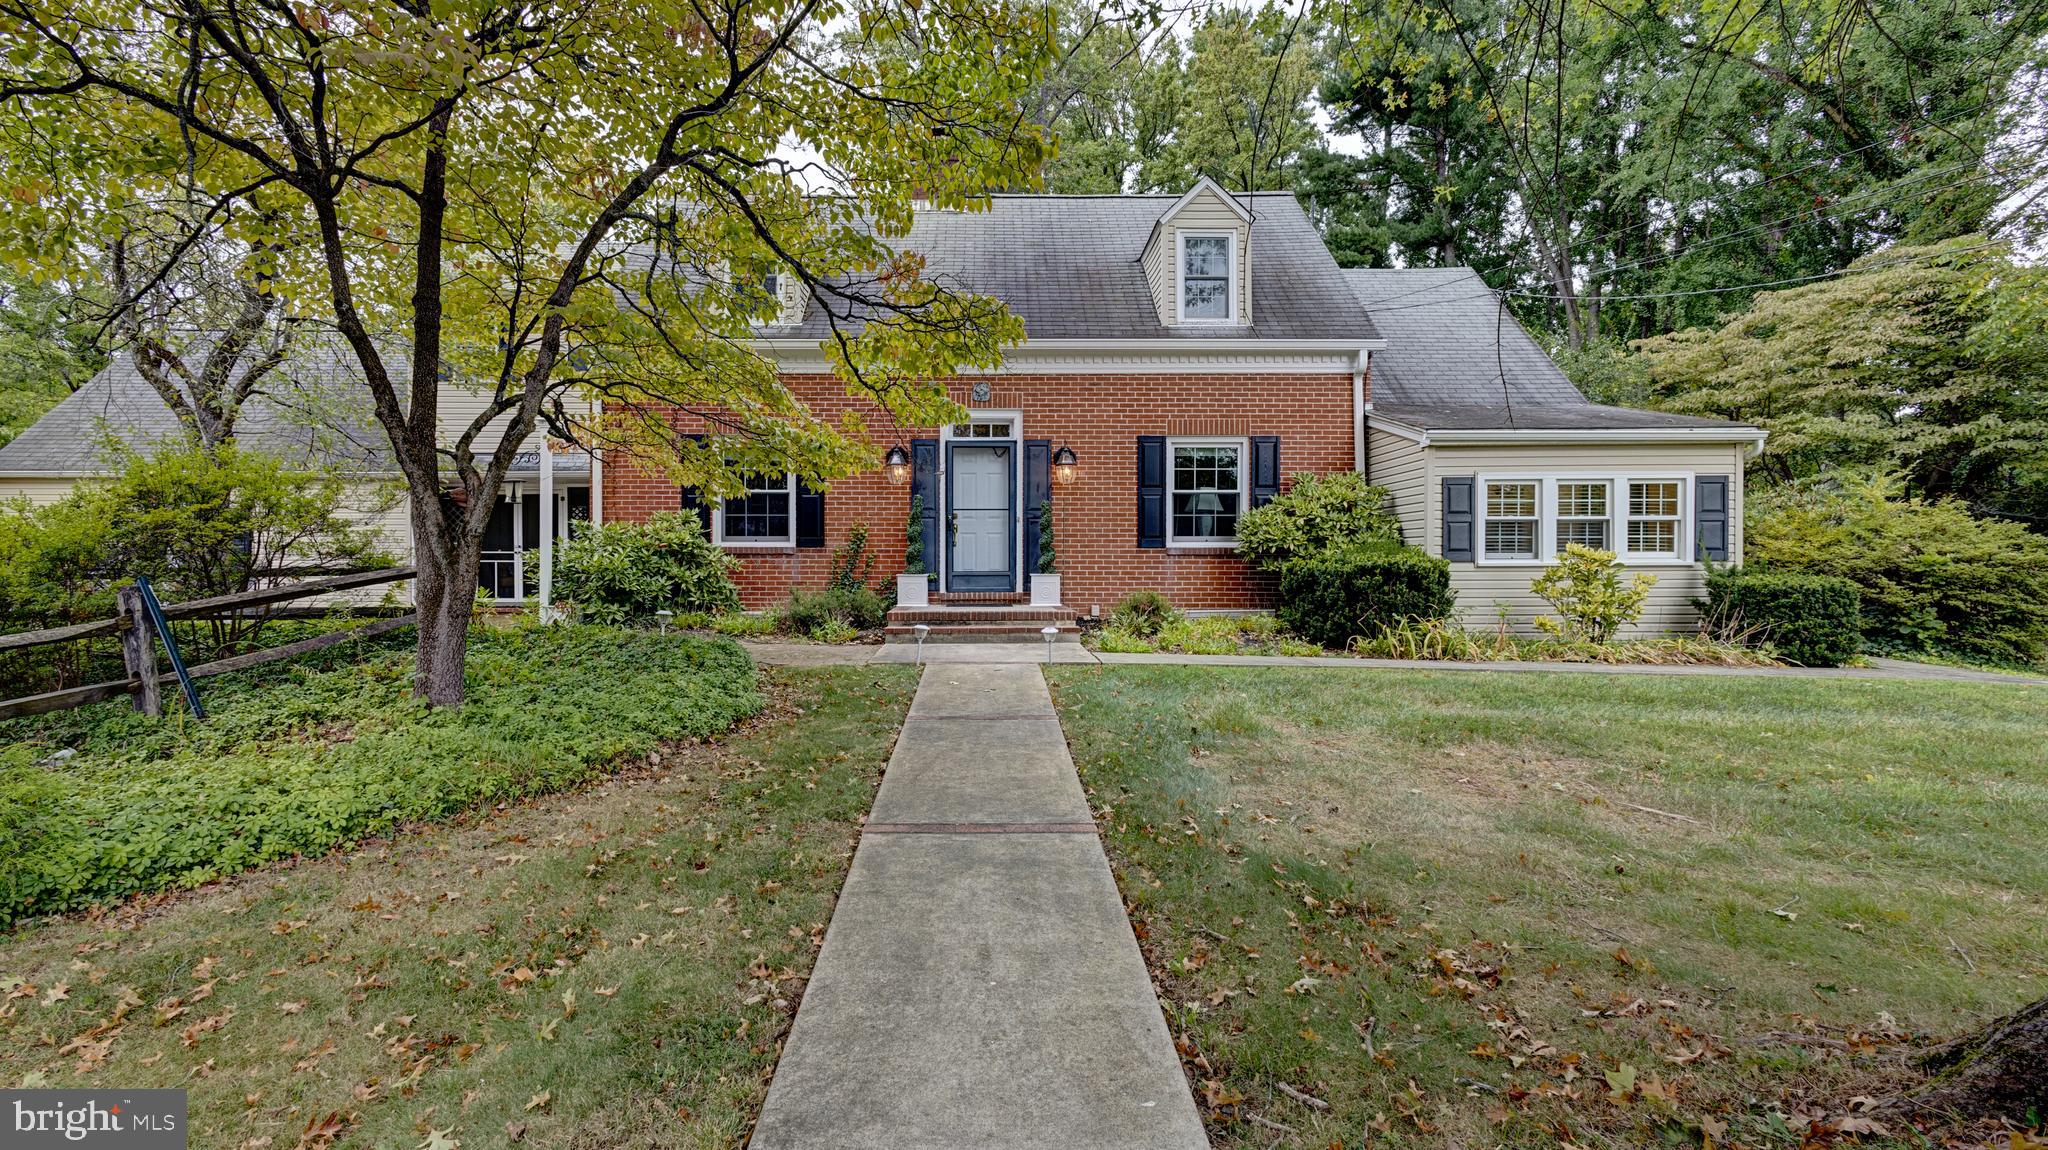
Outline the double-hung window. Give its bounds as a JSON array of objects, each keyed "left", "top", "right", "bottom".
[
  {"left": 1627, "top": 480, "right": 1682, "bottom": 557},
  {"left": 1168, "top": 439, "right": 1244, "bottom": 545},
  {"left": 1555, "top": 481, "right": 1612, "bottom": 551},
  {"left": 1179, "top": 233, "right": 1234, "bottom": 322},
  {"left": 717, "top": 473, "right": 794, "bottom": 546},
  {"left": 1483, "top": 480, "right": 1540, "bottom": 560}
]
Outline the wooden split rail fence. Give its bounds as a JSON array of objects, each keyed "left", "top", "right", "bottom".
[{"left": 0, "top": 567, "right": 416, "bottom": 722}]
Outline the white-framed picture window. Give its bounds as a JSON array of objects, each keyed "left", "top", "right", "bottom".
[
  {"left": 715, "top": 473, "right": 795, "bottom": 546},
  {"left": 1554, "top": 480, "right": 1612, "bottom": 551},
  {"left": 1178, "top": 232, "right": 1235, "bottom": 322},
  {"left": 1168, "top": 437, "right": 1245, "bottom": 545},
  {"left": 1627, "top": 479, "right": 1683, "bottom": 557},
  {"left": 1483, "top": 480, "right": 1540, "bottom": 560},
  {"left": 1472, "top": 474, "right": 1693, "bottom": 565}
]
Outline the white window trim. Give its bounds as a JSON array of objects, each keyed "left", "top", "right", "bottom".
[
  {"left": 1175, "top": 230, "right": 1239, "bottom": 325},
  {"left": 1479, "top": 477, "right": 1543, "bottom": 563},
  {"left": 1166, "top": 436, "right": 1249, "bottom": 549},
  {"left": 1471, "top": 472, "right": 1696, "bottom": 567},
  {"left": 713, "top": 472, "right": 797, "bottom": 548}
]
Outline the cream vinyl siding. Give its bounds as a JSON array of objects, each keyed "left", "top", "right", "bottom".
[
  {"left": 1142, "top": 185, "right": 1252, "bottom": 326},
  {"left": 1418, "top": 441, "right": 1748, "bottom": 636},
  {"left": 436, "top": 386, "right": 598, "bottom": 459},
  {"left": 0, "top": 477, "right": 89, "bottom": 505},
  {"left": 1366, "top": 425, "right": 1428, "bottom": 546}
]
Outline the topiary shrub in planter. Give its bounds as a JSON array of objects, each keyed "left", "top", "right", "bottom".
[
  {"left": 1702, "top": 568, "right": 1863, "bottom": 666},
  {"left": 1236, "top": 472, "right": 1402, "bottom": 571},
  {"left": 1276, "top": 542, "right": 1454, "bottom": 649},
  {"left": 554, "top": 512, "right": 740, "bottom": 626}
]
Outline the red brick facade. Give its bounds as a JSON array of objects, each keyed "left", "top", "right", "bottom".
[{"left": 601, "top": 370, "right": 1360, "bottom": 612}]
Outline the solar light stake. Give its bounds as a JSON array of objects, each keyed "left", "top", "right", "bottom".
[
  {"left": 656, "top": 609, "right": 674, "bottom": 635},
  {"left": 1042, "top": 625, "right": 1059, "bottom": 665},
  {"left": 913, "top": 623, "right": 931, "bottom": 666}
]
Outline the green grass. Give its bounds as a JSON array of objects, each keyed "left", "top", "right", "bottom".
[
  {"left": 0, "top": 664, "right": 917, "bottom": 1148},
  {"left": 1, "top": 626, "right": 765, "bottom": 922},
  {"left": 1047, "top": 665, "right": 2048, "bottom": 1148}
]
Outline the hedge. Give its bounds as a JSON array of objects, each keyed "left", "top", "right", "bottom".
[
  {"left": 1277, "top": 542, "right": 1455, "bottom": 649},
  {"left": 1703, "top": 569, "right": 1863, "bottom": 666}
]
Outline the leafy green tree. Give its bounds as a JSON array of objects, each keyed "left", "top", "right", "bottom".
[
  {"left": 1319, "top": 0, "right": 2043, "bottom": 346},
  {"left": 0, "top": 268, "right": 102, "bottom": 446},
  {"left": 0, "top": 440, "right": 393, "bottom": 652},
  {"left": 0, "top": 0, "right": 1057, "bottom": 705},
  {"left": 1137, "top": 5, "right": 1320, "bottom": 193},
  {"left": 1633, "top": 238, "right": 2048, "bottom": 519}
]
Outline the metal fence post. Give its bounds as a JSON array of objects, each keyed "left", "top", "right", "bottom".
[{"left": 116, "top": 585, "right": 162, "bottom": 718}]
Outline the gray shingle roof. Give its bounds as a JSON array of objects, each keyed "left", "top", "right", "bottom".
[
  {"left": 0, "top": 343, "right": 395, "bottom": 476},
  {"left": 1347, "top": 267, "right": 1757, "bottom": 434},
  {"left": 1370, "top": 401, "right": 1750, "bottom": 431},
  {"left": 771, "top": 192, "right": 1378, "bottom": 341}
]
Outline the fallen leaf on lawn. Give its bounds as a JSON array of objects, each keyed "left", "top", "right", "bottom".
[
  {"left": 279, "top": 1002, "right": 306, "bottom": 1015},
  {"left": 504, "top": 1122, "right": 527, "bottom": 1143},
  {"left": 292, "top": 1037, "right": 338, "bottom": 1072},
  {"left": 181, "top": 1010, "right": 233, "bottom": 1048},
  {"left": 1836, "top": 1114, "right": 1891, "bottom": 1137},
  {"left": 417, "top": 1128, "right": 459, "bottom": 1150},
  {"left": 42, "top": 983, "right": 69, "bottom": 1006},
  {"left": 1603, "top": 1063, "right": 1637, "bottom": 1100},
  {"left": 525, "top": 1091, "right": 550, "bottom": 1112},
  {"left": 593, "top": 987, "right": 618, "bottom": 998},
  {"left": 536, "top": 1018, "right": 559, "bottom": 1041}
]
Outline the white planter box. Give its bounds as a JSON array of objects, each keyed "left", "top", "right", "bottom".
[
  {"left": 1030, "top": 573, "right": 1063, "bottom": 607},
  {"left": 896, "top": 572, "right": 930, "bottom": 608}
]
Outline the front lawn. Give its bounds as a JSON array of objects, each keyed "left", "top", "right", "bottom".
[
  {"left": 1048, "top": 666, "right": 2048, "bottom": 1148},
  {"left": 0, "top": 664, "right": 917, "bottom": 1148}
]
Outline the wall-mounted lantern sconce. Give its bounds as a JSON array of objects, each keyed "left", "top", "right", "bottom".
[
  {"left": 1052, "top": 444, "right": 1079, "bottom": 484},
  {"left": 884, "top": 443, "right": 911, "bottom": 484}
]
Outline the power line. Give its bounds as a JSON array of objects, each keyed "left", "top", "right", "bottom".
[{"left": 1358, "top": 237, "right": 2011, "bottom": 315}]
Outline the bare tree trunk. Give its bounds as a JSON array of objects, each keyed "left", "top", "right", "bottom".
[{"left": 1886, "top": 995, "right": 2048, "bottom": 1123}]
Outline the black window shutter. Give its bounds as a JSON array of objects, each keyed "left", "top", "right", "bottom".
[
  {"left": 910, "top": 439, "right": 940, "bottom": 571},
  {"left": 795, "top": 479, "right": 825, "bottom": 548},
  {"left": 1442, "top": 476, "right": 1476, "bottom": 562},
  {"left": 1695, "top": 474, "right": 1731, "bottom": 562},
  {"left": 678, "top": 433, "right": 712, "bottom": 535},
  {"left": 1024, "top": 440, "right": 1051, "bottom": 579},
  {"left": 1249, "top": 436, "right": 1280, "bottom": 507},
  {"left": 1137, "top": 435, "right": 1167, "bottom": 549}
]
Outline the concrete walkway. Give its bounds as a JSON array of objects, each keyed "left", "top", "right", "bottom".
[
  {"left": 749, "top": 664, "right": 1207, "bottom": 1150},
  {"left": 742, "top": 640, "right": 2041, "bottom": 684}
]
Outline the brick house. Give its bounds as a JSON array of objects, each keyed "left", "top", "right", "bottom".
[
  {"left": 0, "top": 178, "right": 1764, "bottom": 634},
  {"left": 600, "top": 179, "right": 1764, "bottom": 633}
]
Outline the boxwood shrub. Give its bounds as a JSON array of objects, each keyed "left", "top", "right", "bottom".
[
  {"left": 1277, "top": 542, "right": 1455, "bottom": 649},
  {"left": 1703, "top": 568, "right": 1863, "bottom": 666},
  {"left": 0, "top": 626, "right": 761, "bottom": 923}
]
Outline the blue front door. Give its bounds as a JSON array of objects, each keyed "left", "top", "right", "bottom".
[{"left": 948, "top": 444, "right": 1014, "bottom": 592}]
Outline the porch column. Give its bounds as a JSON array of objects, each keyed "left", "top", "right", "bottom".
[{"left": 539, "top": 437, "right": 556, "bottom": 619}]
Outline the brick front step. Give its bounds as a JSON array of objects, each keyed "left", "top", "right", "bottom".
[
  {"left": 887, "top": 605, "right": 1079, "bottom": 625},
  {"left": 883, "top": 623, "right": 1083, "bottom": 643},
  {"left": 930, "top": 591, "right": 1028, "bottom": 605}
]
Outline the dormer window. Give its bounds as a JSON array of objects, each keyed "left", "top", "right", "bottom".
[{"left": 1179, "top": 232, "right": 1235, "bottom": 322}]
